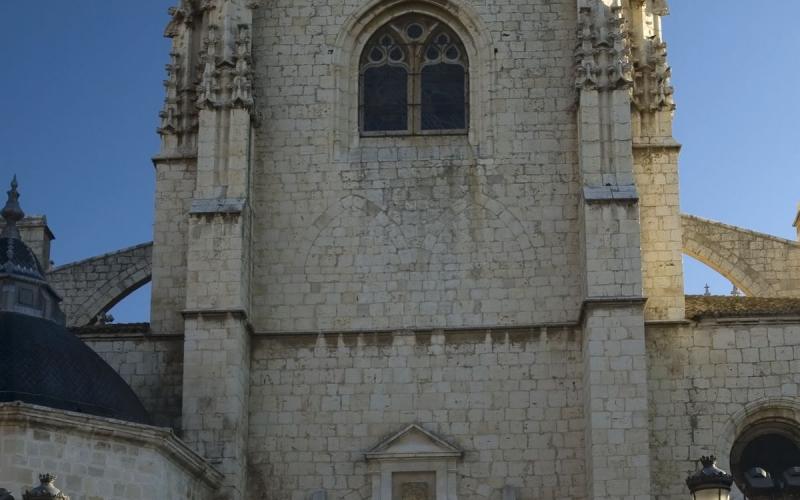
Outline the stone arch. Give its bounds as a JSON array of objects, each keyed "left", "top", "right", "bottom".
[
  {"left": 73, "top": 260, "right": 151, "bottom": 326},
  {"left": 682, "top": 236, "right": 771, "bottom": 297},
  {"left": 681, "top": 213, "right": 800, "bottom": 298},
  {"left": 713, "top": 398, "right": 800, "bottom": 499},
  {"left": 681, "top": 218, "right": 774, "bottom": 297},
  {"left": 330, "top": 0, "right": 495, "bottom": 157},
  {"left": 47, "top": 242, "right": 153, "bottom": 327},
  {"left": 422, "top": 193, "right": 534, "bottom": 256},
  {"left": 715, "top": 398, "right": 800, "bottom": 472},
  {"left": 295, "top": 194, "right": 412, "bottom": 269}
]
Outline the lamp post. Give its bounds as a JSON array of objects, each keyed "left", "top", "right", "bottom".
[{"left": 686, "top": 456, "right": 733, "bottom": 500}]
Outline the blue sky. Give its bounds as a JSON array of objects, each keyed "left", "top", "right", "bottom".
[{"left": 0, "top": 2, "right": 796, "bottom": 322}]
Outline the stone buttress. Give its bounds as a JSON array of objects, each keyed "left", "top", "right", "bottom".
[
  {"left": 153, "top": 1, "right": 257, "bottom": 499},
  {"left": 575, "top": 0, "right": 657, "bottom": 498},
  {"left": 627, "top": 0, "right": 684, "bottom": 322}
]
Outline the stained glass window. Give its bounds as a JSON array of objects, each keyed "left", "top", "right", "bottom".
[{"left": 359, "top": 14, "right": 468, "bottom": 135}]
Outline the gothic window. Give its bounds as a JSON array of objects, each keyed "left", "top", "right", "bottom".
[{"left": 360, "top": 14, "right": 469, "bottom": 135}]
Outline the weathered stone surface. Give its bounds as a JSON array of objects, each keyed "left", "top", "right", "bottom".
[
  {"left": 0, "top": 403, "right": 221, "bottom": 500},
  {"left": 682, "top": 214, "right": 800, "bottom": 298},
  {"left": 46, "top": 243, "right": 152, "bottom": 327}
]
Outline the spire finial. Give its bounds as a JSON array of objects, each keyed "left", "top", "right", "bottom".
[{"left": 1, "top": 175, "right": 24, "bottom": 239}]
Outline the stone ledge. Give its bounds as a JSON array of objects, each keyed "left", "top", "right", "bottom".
[
  {"left": 583, "top": 184, "right": 639, "bottom": 203},
  {"left": 70, "top": 322, "right": 151, "bottom": 335},
  {"left": 189, "top": 198, "right": 246, "bottom": 215},
  {"left": 0, "top": 401, "right": 223, "bottom": 490}
]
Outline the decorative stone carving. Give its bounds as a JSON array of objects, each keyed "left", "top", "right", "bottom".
[
  {"left": 574, "top": 7, "right": 599, "bottom": 90},
  {"left": 230, "top": 25, "right": 254, "bottom": 109},
  {"left": 164, "top": 1, "right": 195, "bottom": 38},
  {"left": 22, "top": 474, "right": 69, "bottom": 500},
  {"left": 164, "top": 0, "right": 218, "bottom": 36},
  {"left": 366, "top": 424, "right": 462, "bottom": 500},
  {"left": 400, "top": 483, "right": 429, "bottom": 500},
  {"left": 652, "top": 0, "right": 669, "bottom": 16},
  {"left": 196, "top": 26, "right": 220, "bottom": 109},
  {"left": 574, "top": 5, "right": 633, "bottom": 91},
  {"left": 158, "top": 52, "right": 181, "bottom": 135},
  {"left": 632, "top": 39, "right": 675, "bottom": 112}
]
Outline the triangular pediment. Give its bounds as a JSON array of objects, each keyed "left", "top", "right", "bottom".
[{"left": 365, "top": 424, "right": 463, "bottom": 460}]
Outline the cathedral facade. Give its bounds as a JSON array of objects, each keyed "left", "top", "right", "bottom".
[{"left": 3, "top": 0, "right": 800, "bottom": 499}]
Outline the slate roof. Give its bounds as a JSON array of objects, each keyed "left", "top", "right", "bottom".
[
  {"left": 685, "top": 295, "right": 800, "bottom": 321},
  {"left": 0, "top": 310, "right": 151, "bottom": 424},
  {"left": 0, "top": 236, "right": 46, "bottom": 281}
]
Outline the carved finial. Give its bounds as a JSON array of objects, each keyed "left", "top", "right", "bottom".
[
  {"left": 574, "top": 5, "right": 633, "bottom": 92},
  {"left": 704, "top": 284, "right": 710, "bottom": 296},
  {"left": 1, "top": 176, "right": 24, "bottom": 239},
  {"left": 196, "top": 25, "right": 220, "bottom": 109},
  {"left": 731, "top": 285, "right": 741, "bottom": 297},
  {"left": 158, "top": 52, "right": 181, "bottom": 135},
  {"left": 22, "top": 474, "right": 69, "bottom": 500}
]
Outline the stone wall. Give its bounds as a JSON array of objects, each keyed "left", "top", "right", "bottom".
[
  {"left": 77, "top": 327, "right": 184, "bottom": 430},
  {"left": 0, "top": 403, "right": 221, "bottom": 500},
  {"left": 249, "top": 0, "right": 583, "bottom": 332},
  {"left": 248, "top": 327, "right": 586, "bottom": 500},
  {"left": 647, "top": 319, "right": 800, "bottom": 499}
]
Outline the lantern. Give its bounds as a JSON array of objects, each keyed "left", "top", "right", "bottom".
[{"left": 686, "top": 456, "right": 733, "bottom": 500}]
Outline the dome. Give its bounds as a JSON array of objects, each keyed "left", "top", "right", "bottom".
[
  {"left": 0, "top": 311, "right": 151, "bottom": 424},
  {"left": 0, "top": 236, "right": 46, "bottom": 281}
]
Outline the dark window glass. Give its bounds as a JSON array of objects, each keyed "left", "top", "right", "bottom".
[
  {"left": 421, "top": 63, "right": 465, "bottom": 130},
  {"left": 740, "top": 435, "right": 800, "bottom": 480},
  {"left": 362, "top": 65, "right": 408, "bottom": 132},
  {"left": 18, "top": 287, "right": 35, "bottom": 306},
  {"left": 359, "top": 14, "right": 468, "bottom": 135},
  {"left": 406, "top": 24, "right": 423, "bottom": 39}
]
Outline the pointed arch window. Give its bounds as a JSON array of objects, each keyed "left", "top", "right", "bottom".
[{"left": 360, "top": 14, "right": 469, "bottom": 135}]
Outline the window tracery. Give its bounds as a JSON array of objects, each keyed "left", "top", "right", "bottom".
[{"left": 359, "top": 14, "right": 469, "bottom": 135}]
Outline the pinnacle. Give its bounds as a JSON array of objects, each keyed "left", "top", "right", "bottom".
[{"left": 1, "top": 175, "right": 24, "bottom": 239}]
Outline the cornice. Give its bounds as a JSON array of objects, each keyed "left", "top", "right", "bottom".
[{"left": 0, "top": 402, "right": 223, "bottom": 490}]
